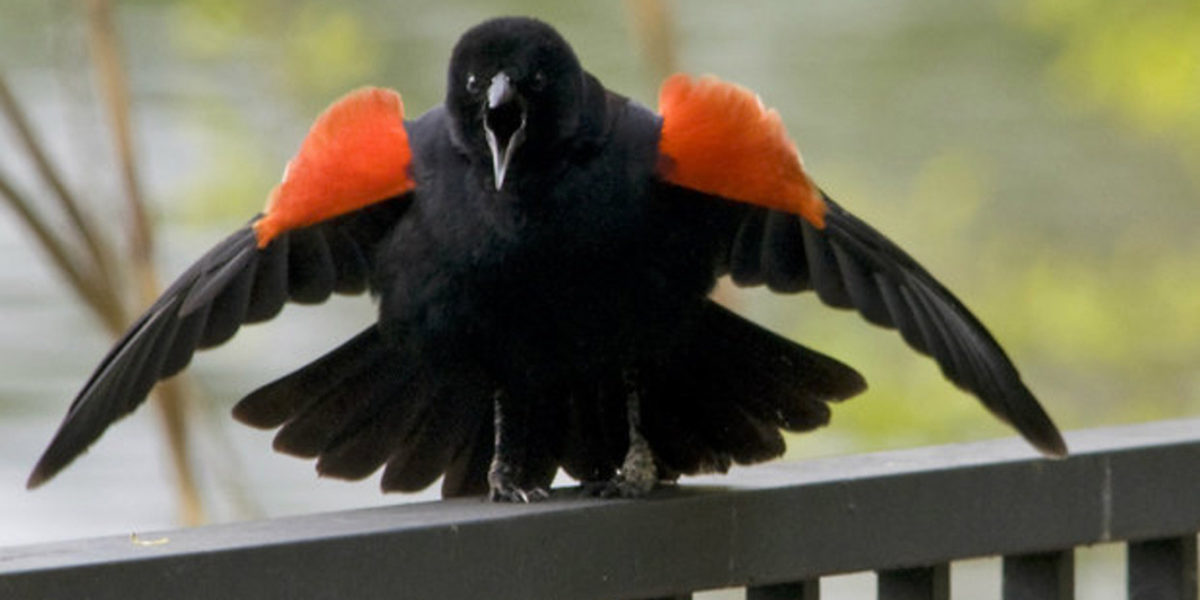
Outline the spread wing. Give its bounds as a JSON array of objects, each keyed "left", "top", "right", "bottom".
[
  {"left": 655, "top": 74, "right": 1066, "bottom": 456},
  {"left": 29, "top": 87, "right": 417, "bottom": 487}
]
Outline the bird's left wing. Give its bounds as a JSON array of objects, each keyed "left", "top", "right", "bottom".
[
  {"left": 652, "top": 74, "right": 1066, "bottom": 457},
  {"left": 28, "top": 87, "right": 417, "bottom": 487}
]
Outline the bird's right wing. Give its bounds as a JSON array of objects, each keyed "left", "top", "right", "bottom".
[
  {"left": 28, "top": 87, "right": 416, "bottom": 488},
  {"left": 653, "top": 74, "right": 1065, "bottom": 457}
]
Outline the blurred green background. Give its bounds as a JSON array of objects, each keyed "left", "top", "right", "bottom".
[{"left": 0, "top": 0, "right": 1196, "bottom": 571}]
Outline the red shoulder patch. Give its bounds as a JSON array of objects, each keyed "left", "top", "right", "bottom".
[
  {"left": 657, "top": 74, "right": 826, "bottom": 228},
  {"left": 253, "top": 87, "right": 416, "bottom": 247}
]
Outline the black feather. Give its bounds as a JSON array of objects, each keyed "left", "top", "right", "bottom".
[
  {"left": 761, "top": 210, "right": 810, "bottom": 292},
  {"left": 245, "top": 233, "right": 289, "bottom": 324},
  {"left": 315, "top": 379, "right": 417, "bottom": 481},
  {"left": 875, "top": 276, "right": 930, "bottom": 354},
  {"left": 179, "top": 232, "right": 257, "bottom": 317},
  {"left": 286, "top": 228, "right": 337, "bottom": 304},
  {"left": 801, "top": 219, "right": 854, "bottom": 308},
  {"left": 729, "top": 208, "right": 767, "bottom": 286},
  {"left": 638, "top": 302, "right": 864, "bottom": 475},
  {"left": 234, "top": 326, "right": 387, "bottom": 429},
  {"left": 29, "top": 204, "right": 410, "bottom": 488},
  {"left": 326, "top": 226, "right": 371, "bottom": 295},
  {"left": 440, "top": 415, "right": 494, "bottom": 497},
  {"left": 731, "top": 193, "right": 1066, "bottom": 457},
  {"left": 272, "top": 358, "right": 393, "bottom": 458},
  {"left": 831, "top": 242, "right": 891, "bottom": 326},
  {"left": 198, "top": 253, "right": 256, "bottom": 348},
  {"left": 380, "top": 411, "right": 462, "bottom": 493},
  {"left": 160, "top": 301, "right": 210, "bottom": 378},
  {"left": 558, "top": 382, "right": 624, "bottom": 483}
]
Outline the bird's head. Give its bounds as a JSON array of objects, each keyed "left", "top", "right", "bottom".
[{"left": 446, "top": 17, "right": 586, "bottom": 191}]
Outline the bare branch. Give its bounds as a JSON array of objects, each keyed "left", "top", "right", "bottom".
[
  {"left": 152, "top": 379, "right": 205, "bottom": 527},
  {"left": 84, "top": 0, "right": 154, "bottom": 274},
  {"left": 0, "top": 72, "right": 119, "bottom": 287},
  {"left": 0, "top": 168, "right": 125, "bottom": 332},
  {"left": 624, "top": 0, "right": 678, "bottom": 81},
  {"left": 84, "top": 0, "right": 204, "bottom": 526}
]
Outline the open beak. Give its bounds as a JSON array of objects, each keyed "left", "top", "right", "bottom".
[{"left": 483, "top": 72, "right": 527, "bottom": 190}]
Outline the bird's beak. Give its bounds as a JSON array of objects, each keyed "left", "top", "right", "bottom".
[{"left": 483, "top": 72, "right": 527, "bottom": 190}]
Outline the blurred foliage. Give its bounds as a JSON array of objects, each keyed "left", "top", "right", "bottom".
[
  {"left": 1018, "top": 1, "right": 1200, "bottom": 157},
  {"left": 784, "top": 0, "right": 1200, "bottom": 455},
  {"left": 1010, "top": 0, "right": 1200, "bottom": 410},
  {"left": 170, "top": 1, "right": 378, "bottom": 96},
  {"left": 167, "top": 0, "right": 385, "bottom": 221}
]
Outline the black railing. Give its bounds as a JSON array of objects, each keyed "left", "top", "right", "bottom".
[{"left": 2, "top": 418, "right": 1198, "bottom": 599}]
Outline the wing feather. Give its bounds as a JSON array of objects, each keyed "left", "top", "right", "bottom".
[
  {"left": 27, "top": 201, "right": 407, "bottom": 488},
  {"left": 654, "top": 72, "right": 1061, "bottom": 454},
  {"left": 31, "top": 87, "right": 420, "bottom": 488},
  {"left": 719, "top": 194, "right": 1067, "bottom": 457}
]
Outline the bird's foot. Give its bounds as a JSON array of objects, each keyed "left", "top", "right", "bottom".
[
  {"left": 580, "top": 472, "right": 657, "bottom": 499},
  {"left": 581, "top": 433, "right": 659, "bottom": 499},
  {"left": 581, "top": 368, "right": 660, "bottom": 499},
  {"left": 488, "top": 484, "right": 550, "bottom": 503},
  {"left": 487, "top": 459, "right": 549, "bottom": 503}
]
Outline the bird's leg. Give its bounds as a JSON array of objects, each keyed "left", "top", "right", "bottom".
[
  {"left": 617, "top": 378, "right": 658, "bottom": 496},
  {"left": 585, "top": 369, "right": 659, "bottom": 498},
  {"left": 487, "top": 389, "right": 549, "bottom": 502}
]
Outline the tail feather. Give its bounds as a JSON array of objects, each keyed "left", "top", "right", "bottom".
[
  {"left": 233, "top": 327, "right": 386, "bottom": 429},
  {"left": 315, "top": 389, "right": 418, "bottom": 481},
  {"left": 641, "top": 301, "right": 866, "bottom": 474},
  {"left": 518, "top": 397, "right": 566, "bottom": 492},
  {"left": 719, "top": 405, "right": 786, "bottom": 466},
  {"left": 640, "top": 392, "right": 731, "bottom": 475},
  {"left": 379, "top": 369, "right": 494, "bottom": 493},
  {"left": 558, "top": 381, "right": 626, "bottom": 483},
  {"left": 440, "top": 414, "right": 493, "bottom": 497},
  {"left": 380, "top": 387, "right": 467, "bottom": 492},
  {"left": 270, "top": 355, "right": 395, "bottom": 459},
  {"left": 229, "top": 302, "right": 867, "bottom": 493},
  {"left": 380, "top": 424, "right": 461, "bottom": 492},
  {"left": 233, "top": 326, "right": 491, "bottom": 491}
]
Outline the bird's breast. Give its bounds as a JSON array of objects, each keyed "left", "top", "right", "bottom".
[
  {"left": 375, "top": 105, "right": 710, "bottom": 384},
  {"left": 374, "top": 188, "right": 698, "bottom": 385}
]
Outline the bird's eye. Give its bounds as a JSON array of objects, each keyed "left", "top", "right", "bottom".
[
  {"left": 466, "top": 73, "right": 481, "bottom": 94},
  {"left": 529, "top": 71, "right": 547, "bottom": 91}
]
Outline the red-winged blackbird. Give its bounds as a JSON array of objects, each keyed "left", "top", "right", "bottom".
[{"left": 29, "top": 17, "right": 1065, "bottom": 502}]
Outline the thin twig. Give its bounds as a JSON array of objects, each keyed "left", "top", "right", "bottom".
[
  {"left": 0, "top": 168, "right": 125, "bottom": 331},
  {"left": 0, "top": 72, "right": 119, "bottom": 287},
  {"left": 84, "top": 0, "right": 154, "bottom": 272},
  {"left": 152, "top": 379, "right": 204, "bottom": 526},
  {"left": 85, "top": 0, "right": 204, "bottom": 526},
  {"left": 624, "top": 0, "right": 678, "bottom": 82}
]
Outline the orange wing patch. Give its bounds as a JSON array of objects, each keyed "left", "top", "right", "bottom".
[
  {"left": 253, "top": 87, "right": 416, "bottom": 247},
  {"left": 657, "top": 74, "right": 826, "bottom": 228}
]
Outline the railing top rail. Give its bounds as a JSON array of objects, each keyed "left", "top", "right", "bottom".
[{"left": 3, "top": 417, "right": 1199, "bottom": 600}]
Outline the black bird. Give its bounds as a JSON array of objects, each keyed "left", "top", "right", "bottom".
[{"left": 28, "top": 17, "right": 1066, "bottom": 502}]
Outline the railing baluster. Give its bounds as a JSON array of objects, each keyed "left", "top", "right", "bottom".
[
  {"left": 746, "top": 579, "right": 819, "bottom": 599},
  {"left": 1002, "top": 550, "right": 1073, "bottom": 600},
  {"left": 877, "top": 564, "right": 949, "bottom": 600},
  {"left": 1127, "top": 536, "right": 1198, "bottom": 600}
]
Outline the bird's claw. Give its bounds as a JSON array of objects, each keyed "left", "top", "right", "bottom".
[
  {"left": 487, "top": 458, "right": 548, "bottom": 502},
  {"left": 488, "top": 482, "right": 549, "bottom": 503},
  {"left": 585, "top": 396, "right": 659, "bottom": 499},
  {"left": 580, "top": 448, "right": 658, "bottom": 498},
  {"left": 580, "top": 473, "right": 657, "bottom": 499}
]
